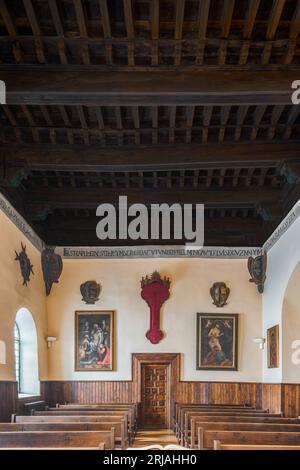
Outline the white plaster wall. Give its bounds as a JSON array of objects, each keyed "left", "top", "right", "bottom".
[
  {"left": 263, "top": 209, "right": 300, "bottom": 383},
  {"left": 0, "top": 210, "right": 48, "bottom": 382},
  {"left": 47, "top": 257, "right": 262, "bottom": 382}
]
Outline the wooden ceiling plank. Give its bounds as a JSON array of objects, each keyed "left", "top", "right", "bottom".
[
  {"left": 196, "top": 0, "right": 210, "bottom": 64},
  {"left": 77, "top": 105, "right": 88, "bottom": 128},
  {"left": 95, "top": 106, "right": 104, "bottom": 129},
  {"left": 174, "top": 0, "right": 185, "bottom": 66},
  {"left": 99, "top": 0, "right": 113, "bottom": 65},
  {"left": 290, "top": 1, "right": 300, "bottom": 38},
  {"left": 0, "top": 0, "right": 17, "bottom": 36},
  {"left": 234, "top": 105, "right": 249, "bottom": 141},
  {"left": 267, "top": 104, "right": 285, "bottom": 139},
  {"left": 284, "top": 1, "right": 300, "bottom": 63},
  {"left": 220, "top": 0, "right": 235, "bottom": 38},
  {"left": 239, "top": 0, "right": 260, "bottom": 64},
  {"left": 115, "top": 106, "right": 123, "bottom": 145},
  {"left": 284, "top": 106, "right": 300, "bottom": 139},
  {"left": 21, "top": 104, "right": 36, "bottom": 126},
  {"left": 218, "top": 1, "right": 235, "bottom": 64},
  {"left": 169, "top": 106, "right": 176, "bottom": 144},
  {"left": 23, "top": 0, "right": 41, "bottom": 35},
  {"left": 219, "top": 105, "right": 231, "bottom": 142},
  {"left": 186, "top": 105, "right": 195, "bottom": 144},
  {"left": 152, "top": 106, "right": 158, "bottom": 144},
  {"left": 2, "top": 105, "right": 17, "bottom": 126},
  {"left": 266, "top": 0, "right": 286, "bottom": 40},
  {"left": 150, "top": 0, "right": 159, "bottom": 65},
  {"left": 197, "top": 0, "right": 210, "bottom": 40},
  {"left": 250, "top": 105, "right": 267, "bottom": 140},
  {"left": 73, "top": 0, "right": 88, "bottom": 37},
  {"left": 99, "top": 0, "right": 111, "bottom": 37},
  {"left": 243, "top": 0, "right": 260, "bottom": 38},
  {"left": 40, "top": 105, "right": 53, "bottom": 126},
  {"left": 202, "top": 105, "right": 213, "bottom": 143},
  {"left": 48, "top": 0, "right": 64, "bottom": 36},
  {"left": 262, "top": 0, "right": 286, "bottom": 64},
  {"left": 123, "top": 0, "right": 135, "bottom": 66},
  {"left": 59, "top": 106, "right": 71, "bottom": 127},
  {"left": 23, "top": 0, "right": 46, "bottom": 63}
]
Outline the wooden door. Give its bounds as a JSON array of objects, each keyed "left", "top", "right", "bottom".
[{"left": 140, "top": 363, "right": 170, "bottom": 428}]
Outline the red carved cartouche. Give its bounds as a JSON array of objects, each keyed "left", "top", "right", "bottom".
[{"left": 141, "top": 271, "right": 171, "bottom": 344}]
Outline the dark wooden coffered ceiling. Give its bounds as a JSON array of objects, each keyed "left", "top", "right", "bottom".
[{"left": 1, "top": 0, "right": 300, "bottom": 247}]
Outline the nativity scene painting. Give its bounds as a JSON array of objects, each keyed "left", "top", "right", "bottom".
[
  {"left": 196, "top": 313, "right": 239, "bottom": 371},
  {"left": 75, "top": 311, "right": 114, "bottom": 371}
]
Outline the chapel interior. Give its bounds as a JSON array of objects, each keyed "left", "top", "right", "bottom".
[{"left": 1, "top": 0, "right": 300, "bottom": 452}]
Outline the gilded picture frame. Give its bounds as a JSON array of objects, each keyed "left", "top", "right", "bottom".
[
  {"left": 75, "top": 310, "right": 114, "bottom": 371},
  {"left": 267, "top": 324, "right": 279, "bottom": 369},
  {"left": 196, "top": 313, "right": 239, "bottom": 371}
]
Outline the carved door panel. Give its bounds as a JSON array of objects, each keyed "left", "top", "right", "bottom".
[{"left": 140, "top": 363, "right": 170, "bottom": 428}]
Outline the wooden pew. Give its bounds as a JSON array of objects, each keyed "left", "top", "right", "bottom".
[
  {"left": 175, "top": 404, "right": 263, "bottom": 432},
  {"left": 190, "top": 420, "right": 300, "bottom": 449},
  {"left": 176, "top": 406, "right": 272, "bottom": 440},
  {"left": 53, "top": 404, "right": 137, "bottom": 437},
  {"left": 30, "top": 410, "right": 133, "bottom": 443},
  {"left": 1, "top": 421, "right": 126, "bottom": 449},
  {"left": 180, "top": 411, "right": 281, "bottom": 445},
  {"left": 175, "top": 403, "right": 256, "bottom": 428},
  {"left": 0, "top": 430, "right": 115, "bottom": 449},
  {"left": 213, "top": 440, "right": 300, "bottom": 451},
  {"left": 0, "top": 445, "right": 105, "bottom": 451},
  {"left": 198, "top": 428, "right": 300, "bottom": 450}
]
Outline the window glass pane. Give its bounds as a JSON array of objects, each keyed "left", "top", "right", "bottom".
[{"left": 14, "top": 322, "right": 21, "bottom": 392}]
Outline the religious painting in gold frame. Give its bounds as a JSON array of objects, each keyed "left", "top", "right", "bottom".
[
  {"left": 75, "top": 310, "right": 114, "bottom": 371},
  {"left": 267, "top": 324, "right": 279, "bottom": 369},
  {"left": 196, "top": 313, "right": 239, "bottom": 371}
]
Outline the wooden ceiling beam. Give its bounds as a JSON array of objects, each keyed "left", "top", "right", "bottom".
[
  {"left": 48, "top": 0, "right": 64, "bottom": 36},
  {"left": 24, "top": 186, "right": 283, "bottom": 208},
  {"left": 0, "top": 0, "right": 16, "bottom": 36},
  {"left": 3, "top": 70, "right": 298, "bottom": 106},
  {"left": 3, "top": 142, "right": 298, "bottom": 172}
]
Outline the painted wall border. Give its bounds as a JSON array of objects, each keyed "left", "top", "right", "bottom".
[
  {"left": 0, "top": 192, "right": 44, "bottom": 252},
  {"left": 263, "top": 198, "right": 300, "bottom": 252},
  {"left": 1, "top": 188, "right": 300, "bottom": 259}
]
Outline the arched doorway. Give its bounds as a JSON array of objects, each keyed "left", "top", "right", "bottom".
[{"left": 14, "top": 308, "right": 40, "bottom": 396}]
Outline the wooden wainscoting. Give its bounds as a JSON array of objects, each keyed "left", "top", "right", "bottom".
[
  {"left": 176, "top": 382, "right": 262, "bottom": 407},
  {"left": 261, "top": 383, "right": 282, "bottom": 414},
  {"left": 0, "top": 381, "right": 18, "bottom": 421},
  {"left": 41, "top": 380, "right": 133, "bottom": 406},
  {"left": 281, "top": 384, "right": 300, "bottom": 417}
]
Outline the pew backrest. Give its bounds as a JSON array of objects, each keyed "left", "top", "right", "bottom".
[{"left": 0, "top": 429, "right": 115, "bottom": 449}]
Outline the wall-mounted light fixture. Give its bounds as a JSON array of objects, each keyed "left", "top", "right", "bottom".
[
  {"left": 253, "top": 337, "right": 266, "bottom": 350},
  {"left": 46, "top": 336, "right": 57, "bottom": 349}
]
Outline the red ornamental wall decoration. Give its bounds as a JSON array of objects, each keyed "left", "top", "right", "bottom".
[{"left": 140, "top": 271, "right": 171, "bottom": 344}]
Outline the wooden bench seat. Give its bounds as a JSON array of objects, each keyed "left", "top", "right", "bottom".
[
  {"left": 30, "top": 410, "right": 132, "bottom": 442},
  {"left": 0, "top": 430, "right": 115, "bottom": 449},
  {"left": 198, "top": 429, "right": 300, "bottom": 449},
  {"left": 213, "top": 441, "right": 300, "bottom": 451},
  {"left": 179, "top": 411, "right": 282, "bottom": 444},
  {"left": 1, "top": 421, "right": 126, "bottom": 449},
  {"left": 190, "top": 420, "right": 300, "bottom": 449},
  {"left": 176, "top": 407, "right": 273, "bottom": 439}
]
